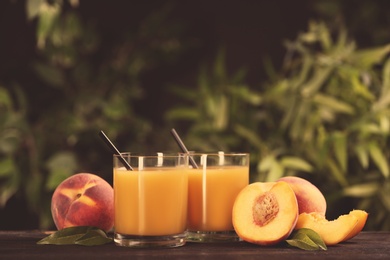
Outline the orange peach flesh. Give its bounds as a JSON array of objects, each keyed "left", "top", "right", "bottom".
[
  {"left": 233, "top": 182, "right": 298, "bottom": 246},
  {"left": 295, "top": 212, "right": 358, "bottom": 245},
  {"left": 342, "top": 210, "right": 368, "bottom": 241}
]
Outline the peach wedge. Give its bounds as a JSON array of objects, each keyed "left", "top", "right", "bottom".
[
  {"left": 294, "top": 212, "right": 359, "bottom": 245},
  {"left": 232, "top": 182, "right": 298, "bottom": 246},
  {"left": 342, "top": 210, "right": 368, "bottom": 241}
]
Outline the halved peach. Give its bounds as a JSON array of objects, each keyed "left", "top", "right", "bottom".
[
  {"left": 295, "top": 212, "right": 359, "bottom": 245},
  {"left": 342, "top": 210, "right": 368, "bottom": 241},
  {"left": 232, "top": 181, "right": 298, "bottom": 246}
]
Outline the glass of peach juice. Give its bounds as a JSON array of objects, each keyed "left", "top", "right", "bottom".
[
  {"left": 113, "top": 153, "right": 188, "bottom": 248},
  {"left": 185, "top": 152, "right": 249, "bottom": 242}
]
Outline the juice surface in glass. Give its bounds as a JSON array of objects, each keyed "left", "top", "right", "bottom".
[
  {"left": 114, "top": 167, "right": 188, "bottom": 236},
  {"left": 187, "top": 165, "right": 249, "bottom": 231}
]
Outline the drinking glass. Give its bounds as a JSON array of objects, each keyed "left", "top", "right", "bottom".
[
  {"left": 185, "top": 152, "right": 249, "bottom": 242},
  {"left": 113, "top": 152, "right": 188, "bottom": 248}
]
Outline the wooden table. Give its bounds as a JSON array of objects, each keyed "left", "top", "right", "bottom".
[{"left": 0, "top": 231, "right": 389, "bottom": 259}]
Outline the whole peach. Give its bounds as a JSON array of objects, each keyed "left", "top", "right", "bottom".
[
  {"left": 277, "top": 176, "right": 326, "bottom": 216},
  {"left": 51, "top": 173, "right": 114, "bottom": 232}
]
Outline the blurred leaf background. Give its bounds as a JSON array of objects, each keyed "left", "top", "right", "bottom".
[{"left": 1, "top": 0, "right": 390, "bottom": 231}]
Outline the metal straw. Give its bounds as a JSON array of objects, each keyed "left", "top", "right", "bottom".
[
  {"left": 99, "top": 130, "right": 133, "bottom": 171},
  {"left": 170, "top": 128, "right": 198, "bottom": 169}
]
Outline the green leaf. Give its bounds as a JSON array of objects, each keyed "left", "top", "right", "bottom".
[
  {"left": 214, "top": 95, "right": 228, "bottom": 130},
  {"left": 75, "top": 229, "right": 113, "bottom": 246},
  {"left": 229, "top": 86, "right": 262, "bottom": 105},
  {"left": 289, "top": 100, "right": 308, "bottom": 140},
  {"left": 37, "top": 226, "right": 91, "bottom": 245},
  {"left": 372, "top": 91, "right": 390, "bottom": 112},
  {"left": 301, "top": 66, "right": 334, "bottom": 97},
  {"left": 379, "top": 185, "right": 390, "bottom": 212},
  {"left": 234, "top": 125, "right": 264, "bottom": 151},
  {"left": 36, "top": 1, "right": 62, "bottom": 49},
  {"left": 332, "top": 132, "right": 347, "bottom": 173},
  {"left": 286, "top": 228, "right": 327, "bottom": 251},
  {"left": 368, "top": 141, "right": 389, "bottom": 178},
  {"left": 0, "top": 156, "right": 15, "bottom": 177},
  {"left": 343, "top": 182, "right": 381, "bottom": 197},
  {"left": 0, "top": 87, "right": 12, "bottom": 109},
  {"left": 349, "top": 44, "right": 390, "bottom": 69},
  {"left": 280, "top": 156, "right": 313, "bottom": 172},
  {"left": 45, "top": 151, "right": 78, "bottom": 190},
  {"left": 327, "top": 158, "right": 349, "bottom": 187},
  {"left": 164, "top": 108, "right": 199, "bottom": 121},
  {"left": 360, "top": 123, "right": 382, "bottom": 134},
  {"left": 286, "top": 233, "right": 319, "bottom": 250},
  {"left": 379, "top": 115, "right": 390, "bottom": 133},
  {"left": 355, "top": 145, "right": 369, "bottom": 169},
  {"left": 313, "top": 93, "right": 355, "bottom": 114},
  {"left": 266, "top": 161, "right": 284, "bottom": 182},
  {"left": 37, "top": 226, "right": 113, "bottom": 246},
  {"left": 382, "top": 58, "right": 390, "bottom": 93},
  {"left": 299, "top": 228, "right": 327, "bottom": 250},
  {"left": 258, "top": 155, "right": 277, "bottom": 172},
  {"left": 0, "top": 128, "right": 23, "bottom": 154},
  {"left": 26, "top": 0, "right": 45, "bottom": 20}
]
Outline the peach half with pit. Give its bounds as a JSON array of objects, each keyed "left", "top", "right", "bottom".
[
  {"left": 232, "top": 181, "right": 298, "bottom": 246},
  {"left": 51, "top": 173, "right": 114, "bottom": 232},
  {"left": 277, "top": 176, "right": 327, "bottom": 216}
]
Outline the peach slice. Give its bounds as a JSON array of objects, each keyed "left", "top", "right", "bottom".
[
  {"left": 278, "top": 176, "right": 327, "bottom": 216},
  {"left": 342, "top": 210, "right": 368, "bottom": 241},
  {"left": 294, "top": 212, "right": 359, "bottom": 245},
  {"left": 232, "top": 181, "right": 298, "bottom": 246}
]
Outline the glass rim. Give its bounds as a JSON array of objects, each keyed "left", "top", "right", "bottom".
[
  {"left": 113, "top": 152, "right": 249, "bottom": 159},
  {"left": 114, "top": 152, "right": 186, "bottom": 158},
  {"left": 180, "top": 152, "right": 249, "bottom": 156}
]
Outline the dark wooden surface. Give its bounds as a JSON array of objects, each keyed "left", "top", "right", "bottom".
[{"left": 0, "top": 231, "right": 389, "bottom": 259}]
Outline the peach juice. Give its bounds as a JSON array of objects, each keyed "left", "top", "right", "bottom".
[
  {"left": 186, "top": 153, "right": 249, "bottom": 242},
  {"left": 113, "top": 153, "right": 188, "bottom": 248},
  {"left": 114, "top": 168, "right": 188, "bottom": 236}
]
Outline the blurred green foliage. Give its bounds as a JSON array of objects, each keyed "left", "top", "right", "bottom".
[
  {"left": 1, "top": 0, "right": 389, "bottom": 231},
  {"left": 1, "top": 0, "right": 189, "bottom": 228},
  {"left": 167, "top": 22, "right": 390, "bottom": 230}
]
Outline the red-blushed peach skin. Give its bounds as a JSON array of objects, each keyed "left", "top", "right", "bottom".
[
  {"left": 51, "top": 173, "right": 114, "bottom": 232},
  {"left": 295, "top": 212, "right": 358, "bottom": 246},
  {"left": 342, "top": 210, "right": 368, "bottom": 241},
  {"left": 278, "top": 176, "right": 327, "bottom": 216},
  {"left": 232, "top": 182, "right": 298, "bottom": 246}
]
